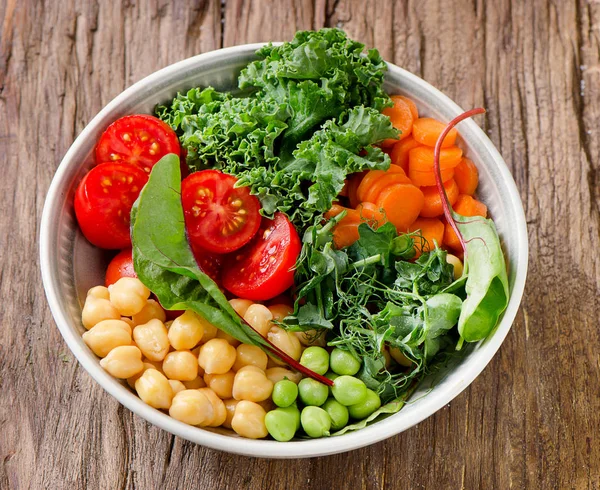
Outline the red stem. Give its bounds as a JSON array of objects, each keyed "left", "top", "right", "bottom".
[
  {"left": 433, "top": 108, "right": 486, "bottom": 259},
  {"left": 236, "top": 313, "right": 334, "bottom": 386}
]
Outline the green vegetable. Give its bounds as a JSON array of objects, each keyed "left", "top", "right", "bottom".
[
  {"left": 321, "top": 398, "right": 349, "bottom": 431},
  {"left": 299, "top": 346, "right": 330, "bottom": 375},
  {"left": 298, "top": 378, "right": 329, "bottom": 406},
  {"left": 331, "top": 376, "right": 368, "bottom": 406},
  {"left": 454, "top": 213, "right": 509, "bottom": 345},
  {"left": 348, "top": 389, "right": 382, "bottom": 419},
  {"left": 265, "top": 408, "right": 298, "bottom": 442},
  {"left": 279, "top": 404, "right": 302, "bottom": 431},
  {"left": 329, "top": 348, "right": 361, "bottom": 376},
  {"left": 301, "top": 406, "right": 331, "bottom": 438},
  {"left": 272, "top": 380, "right": 299, "bottom": 408}
]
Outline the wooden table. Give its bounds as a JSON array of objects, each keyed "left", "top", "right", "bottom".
[{"left": 2, "top": 0, "right": 599, "bottom": 488}]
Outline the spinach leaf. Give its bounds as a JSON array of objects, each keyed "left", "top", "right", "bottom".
[
  {"left": 454, "top": 212, "right": 509, "bottom": 344},
  {"left": 130, "top": 154, "right": 270, "bottom": 348}
]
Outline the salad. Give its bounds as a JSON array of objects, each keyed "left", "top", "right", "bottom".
[{"left": 73, "top": 29, "right": 509, "bottom": 441}]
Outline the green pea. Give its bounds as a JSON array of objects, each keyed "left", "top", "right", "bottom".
[
  {"left": 278, "top": 403, "right": 301, "bottom": 430},
  {"left": 325, "top": 371, "right": 339, "bottom": 394},
  {"left": 348, "top": 389, "right": 382, "bottom": 419},
  {"left": 265, "top": 408, "right": 299, "bottom": 442},
  {"left": 301, "top": 406, "right": 331, "bottom": 438},
  {"left": 299, "top": 346, "right": 330, "bottom": 375},
  {"left": 321, "top": 398, "right": 349, "bottom": 431},
  {"left": 329, "top": 348, "right": 361, "bottom": 376},
  {"left": 272, "top": 379, "right": 298, "bottom": 408},
  {"left": 298, "top": 378, "right": 329, "bottom": 406},
  {"left": 331, "top": 375, "right": 368, "bottom": 406}
]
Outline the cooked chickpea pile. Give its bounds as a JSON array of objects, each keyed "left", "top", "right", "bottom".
[{"left": 81, "top": 277, "right": 385, "bottom": 440}]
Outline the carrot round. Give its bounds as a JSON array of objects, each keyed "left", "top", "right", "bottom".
[
  {"left": 409, "top": 146, "right": 463, "bottom": 173},
  {"left": 381, "top": 96, "right": 415, "bottom": 147},
  {"left": 325, "top": 204, "right": 361, "bottom": 225},
  {"left": 390, "top": 137, "right": 420, "bottom": 173},
  {"left": 443, "top": 195, "right": 488, "bottom": 250},
  {"left": 412, "top": 118, "right": 458, "bottom": 148},
  {"left": 397, "top": 96, "right": 419, "bottom": 120},
  {"left": 361, "top": 171, "right": 411, "bottom": 204},
  {"left": 375, "top": 183, "right": 424, "bottom": 231},
  {"left": 408, "top": 217, "right": 445, "bottom": 255},
  {"left": 409, "top": 167, "right": 455, "bottom": 187},
  {"left": 347, "top": 171, "right": 367, "bottom": 208},
  {"left": 453, "top": 157, "right": 479, "bottom": 196},
  {"left": 333, "top": 223, "right": 360, "bottom": 249},
  {"left": 420, "top": 179, "right": 459, "bottom": 218}
]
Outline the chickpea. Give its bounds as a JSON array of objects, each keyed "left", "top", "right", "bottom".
[
  {"left": 120, "top": 317, "right": 136, "bottom": 328},
  {"left": 198, "top": 388, "right": 227, "bottom": 427},
  {"left": 82, "top": 296, "right": 120, "bottom": 330},
  {"left": 446, "top": 254, "right": 464, "bottom": 280},
  {"left": 135, "top": 369, "right": 174, "bottom": 409},
  {"left": 162, "top": 351, "right": 198, "bottom": 381},
  {"left": 265, "top": 367, "right": 302, "bottom": 385},
  {"left": 257, "top": 398, "right": 275, "bottom": 412},
  {"left": 99, "top": 345, "right": 144, "bottom": 379},
  {"left": 233, "top": 344, "right": 268, "bottom": 372},
  {"left": 108, "top": 277, "right": 151, "bottom": 316},
  {"left": 82, "top": 319, "right": 132, "bottom": 357},
  {"left": 198, "top": 317, "right": 218, "bottom": 343},
  {"left": 133, "top": 319, "right": 170, "bottom": 362},
  {"left": 204, "top": 371, "right": 235, "bottom": 399},
  {"left": 168, "top": 380, "right": 186, "bottom": 395},
  {"left": 231, "top": 401, "right": 268, "bottom": 439},
  {"left": 294, "top": 329, "right": 327, "bottom": 347},
  {"left": 191, "top": 345, "right": 201, "bottom": 358},
  {"left": 243, "top": 304, "right": 273, "bottom": 337},
  {"left": 222, "top": 398, "right": 240, "bottom": 429},
  {"left": 169, "top": 389, "right": 214, "bottom": 426},
  {"left": 127, "top": 362, "right": 158, "bottom": 389},
  {"left": 267, "top": 326, "right": 302, "bottom": 362},
  {"left": 132, "top": 299, "right": 166, "bottom": 325},
  {"left": 198, "top": 338, "right": 236, "bottom": 374},
  {"left": 232, "top": 366, "right": 273, "bottom": 402},
  {"left": 168, "top": 310, "right": 204, "bottom": 350},
  {"left": 268, "top": 304, "right": 293, "bottom": 321},
  {"left": 142, "top": 358, "right": 165, "bottom": 375},
  {"left": 182, "top": 376, "right": 206, "bottom": 389},
  {"left": 87, "top": 285, "right": 110, "bottom": 300},
  {"left": 389, "top": 346, "right": 412, "bottom": 367},
  {"left": 216, "top": 329, "right": 240, "bottom": 347},
  {"left": 229, "top": 298, "right": 254, "bottom": 317}
]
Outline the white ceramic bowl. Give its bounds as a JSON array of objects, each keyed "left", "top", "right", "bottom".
[{"left": 40, "top": 44, "right": 528, "bottom": 458}]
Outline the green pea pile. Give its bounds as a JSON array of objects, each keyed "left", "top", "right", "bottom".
[{"left": 264, "top": 347, "right": 382, "bottom": 441}]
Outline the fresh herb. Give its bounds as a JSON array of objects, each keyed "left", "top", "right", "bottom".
[
  {"left": 130, "top": 153, "right": 332, "bottom": 385},
  {"left": 156, "top": 28, "right": 398, "bottom": 230}
]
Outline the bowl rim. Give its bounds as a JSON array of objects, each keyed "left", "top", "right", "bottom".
[{"left": 40, "top": 43, "right": 528, "bottom": 459}]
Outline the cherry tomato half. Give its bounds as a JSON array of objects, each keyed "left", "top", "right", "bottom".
[
  {"left": 74, "top": 162, "right": 148, "bottom": 249},
  {"left": 181, "top": 170, "right": 262, "bottom": 254},
  {"left": 105, "top": 249, "right": 137, "bottom": 287},
  {"left": 222, "top": 212, "right": 301, "bottom": 301},
  {"left": 95, "top": 115, "right": 180, "bottom": 173},
  {"left": 190, "top": 241, "right": 223, "bottom": 285}
]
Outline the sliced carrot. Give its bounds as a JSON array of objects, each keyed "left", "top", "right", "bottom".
[
  {"left": 390, "top": 137, "right": 420, "bottom": 173},
  {"left": 356, "top": 202, "right": 386, "bottom": 226},
  {"left": 381, "top": 96, "right": 415, "bottom": 147},
  {"left": 347, "top": 171, "right": 367, "bottom": 208},
  {"left": 397, "top": 96, "right": 419, "bottom": 120},
  {"left": 408, "top": 217, "right": 445, "bottom": 255},
  {"left": 443, "top": 195, "right": 488, "bottom": 250},
  {"left": 420, "top": 179, "right": 459, "bottom": 218},
  {"left": 362, "top": 171, "right": 411, "bottom": 204},
  {"left": 409, "top": 167, "right": 455, "bottom": 187},
  {"left": 412, "top": 117, "right": 458, "bottom": 148},
  {"left": 408, "top": 146, "right": 463, "bottom": 173},
  {"left": 333, "top": 223, "right": 360, "bottom": 249},
  {"left": 453, "top": 157, "right": 479, "bottom": 196},
  {"left": 375, "top": 183, "right": 424, "bottom": 231},
  {"left": 325, "top": 204, "right": 361, "bottom": 225}
]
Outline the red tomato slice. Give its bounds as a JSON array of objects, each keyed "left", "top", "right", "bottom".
[
  {"left": 105, "top": 249, "right": 137, "bottom": 287},
  {"left": 74, "top": 162, "right": 148, "bottom": 249},
  {"left": 222, "top": 212, "right": 301, "bottom": 301},
  {"left": 95, "top": 115, "right": 180, "bottom": 173},
  {"left": 181, "top": 170, "right": 261, "bottom": 254},
  {"left": 190, "top": 241, "right": 223, "bottom": 284}
]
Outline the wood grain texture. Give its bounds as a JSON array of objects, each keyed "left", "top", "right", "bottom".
[{"left": 1, "top": 0, "right": 599, "bottom": 488}]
